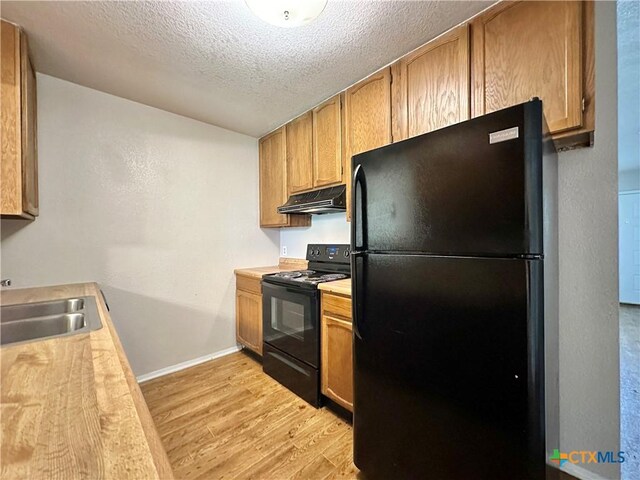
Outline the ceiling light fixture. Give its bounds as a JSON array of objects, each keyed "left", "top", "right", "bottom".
[{"left": 245, "top": 0, "right": 328, "bottom": 28}]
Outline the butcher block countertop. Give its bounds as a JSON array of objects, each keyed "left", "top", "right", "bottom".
[
  {"left": 234, "top": 257, "right": 308, "bottom": 279},
  {"left": 318, "top": 278, "right": 352, "bottom": 297},
  {"left": 0, "top": 283, "right": 173, "bottom": 479}
]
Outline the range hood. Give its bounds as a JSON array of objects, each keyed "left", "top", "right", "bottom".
[{"left": 277, "top": 185, "right": 346, "bottom": 215}]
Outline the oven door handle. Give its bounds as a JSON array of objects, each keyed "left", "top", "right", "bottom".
[{"left": 261, "top": 281, "right": 319, "bottom": 299}]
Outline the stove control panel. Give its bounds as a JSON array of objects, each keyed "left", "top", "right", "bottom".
[{"left": 306, "top": 244, "right": 351, "bottom": 263}]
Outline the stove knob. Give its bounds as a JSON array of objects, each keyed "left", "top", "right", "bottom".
[
  {"left": 314, "top": 248, "right": 321, "bottom": 256},
  {"left": 344, "top": 250, "right": 350, "bottom": 258},
  {"left": 308, "top": 247, "right": 314, "bottom": 257}
]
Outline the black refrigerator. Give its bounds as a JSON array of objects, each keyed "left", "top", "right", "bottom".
[{"left": 351, "top": 100, "right": 559, "bottom": 479}]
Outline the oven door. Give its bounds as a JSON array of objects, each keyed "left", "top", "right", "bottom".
[{"left": 262, "top": 282, "right": 319, "bottom": 368}]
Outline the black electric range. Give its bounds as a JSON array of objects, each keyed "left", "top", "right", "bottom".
[{"left": 261, "top": 244, "right": 351, "bottom": 407}]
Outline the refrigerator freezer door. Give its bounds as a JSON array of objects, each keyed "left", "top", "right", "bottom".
[
  {"left": 352, "top": 253, "right": 545, "bottom": 479},
  {"left": 351, "top": 101, "right": 543, "bottom": 256}
]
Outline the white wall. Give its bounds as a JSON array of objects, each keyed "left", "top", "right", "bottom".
[
  {"left": 0, "top": 74, "right": 280, "bottom": 377},
  {"left": 619, "top": 169, "right": 640, "bottom": 192},
  {"left": 617, "top": 0, "right": 639, "bottom": 195},
  {"left": 557, "top": 2, "right": 620, "bottom": 479},
  {"left": 280, "top": 213, "right": 350, "bottom": 259},
  {"left": 617, "top": 0, "right": 639, "bottom": 197}
]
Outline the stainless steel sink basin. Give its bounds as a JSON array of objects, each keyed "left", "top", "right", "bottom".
[
  {"left": 1, "top": 296, "right": 102, "bottom": 346},
  {"left": 1, "top": 298, "right": 85, "bottom": 322}
]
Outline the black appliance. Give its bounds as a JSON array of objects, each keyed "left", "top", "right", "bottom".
[
  {"left": 277, "top": 185, "right": 346, "bottom": 214},
  {"left": 351, "top": 100, "right": 559, "bottom": 479},
  {"left": 262, "top": 244, "right": 351, "bottom": 407}
]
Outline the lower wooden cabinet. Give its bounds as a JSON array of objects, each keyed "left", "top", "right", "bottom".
[
  {"left": 321, "top": 292, "right": 353, "bottom": 411},
  {"left": 235, "top": 275, "right": 263, "bottom": 355}
]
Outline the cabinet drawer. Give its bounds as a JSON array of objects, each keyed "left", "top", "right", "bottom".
[
  {"left": 322, "top": 292, "right": 352, "bottom": 320},
  {"left": 236, "top": 274, "right": 262, "bottom": 295}
]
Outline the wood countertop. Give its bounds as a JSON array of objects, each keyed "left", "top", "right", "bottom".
[
  {"left": 234, "top": 257, "right": 308, "bottom": 280},
  {"left": 318, "top": 278, "right": 352, "bottom": 297},
  {"left": 0, "top": 283, "right": 173, "bottom": 479}
]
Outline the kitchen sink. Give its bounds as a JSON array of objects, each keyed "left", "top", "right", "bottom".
[
  {"left": 1, "top": 298, "right": 85, "bottom": 322},
  {"left": 1, "top": 296, "right": 102, "bottom": 346}
]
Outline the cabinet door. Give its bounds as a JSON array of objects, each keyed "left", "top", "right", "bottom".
[
  {"left": 1, "top": 20, "right": 22, "bottom": 216},
  {"left": 312, "top": 95, "right": 342, "bottom": 188},
  {"left": 321, "top": 314, "right": 353, "bottom": 411},
  {"left": 259, "top": 127, "right": 288, "bottom": 227},
  {"left": 21, "top": 30, "right": 37, "bottom": 217},
  {"left": 471, "top": 1, "right": 583, "bottom": 134},
  {"left": 344, "top": 69, "right": 392, "bottom": 221},
  {"left": 1, "top": 21, "right": 38, "bottom": 219},
  {"left": 286, "top": 112, "right": 313, "bottom": 194},
  {"left": 236, "top": 289, "right": 263, "bottom": 355},
  {"left": 392, "top": 24, "right": 469, "bottom": 141}
]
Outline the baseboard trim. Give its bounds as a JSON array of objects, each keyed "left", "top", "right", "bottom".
[
  {"left": 561, "top": 463, "right": 612, "bottom": 480},
  {"left": 136, "top": 345, "right": 242, "bottom": 383}
]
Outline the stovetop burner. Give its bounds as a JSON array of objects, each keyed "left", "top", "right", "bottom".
[
  {"left": 270, "top": 269, "right": 348, "bottom": 285},
  {"left": 272, "top": 270, "right": 315, "bottom": 279},
  {"left": 262, "top": 243, "right": 351, "bottom": 290}
]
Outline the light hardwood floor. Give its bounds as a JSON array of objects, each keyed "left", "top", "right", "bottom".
[
  {"left": 142, "top": 351, "right": 578, "bottom": 480},
  {"left": 140, "top": 351, "right": 358, "bottom": 479}
]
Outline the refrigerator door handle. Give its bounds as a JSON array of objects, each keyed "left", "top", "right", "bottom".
[
  {"left": 352, "top": 253, "right": 364, "bottom": 340},
  {"left": 351, "top": 163, "right": 367, "bottom": 253}
]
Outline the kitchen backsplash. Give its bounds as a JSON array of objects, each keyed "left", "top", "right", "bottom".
[{"left": 280, "top": 212, "right": 350, "bottom": 259}]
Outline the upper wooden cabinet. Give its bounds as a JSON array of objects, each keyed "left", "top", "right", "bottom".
[
  {"left": 312, "top": 95, "right": 343, "bottom": 188},
  {"left": 259, "top": 127, "right": 310, "bottom": 228},
  {"left": 344, "top": 68, "right": 393, "bottom": 161},
  {"left": 283, "top": 96, "right": 343, "bottom": 198},
  {"left": 392, "top": 24, "right": 470, "bottom": 141},
  {"left": 258, "top": 1, "right": 594, "bottom": 224},
  {"left": 286, "top": 112, "right": 313, "bottom": 194},
  {"left": 471, "top": 1, "right": 593, "bottom": 145},
  {"left": 1, "top": 19, "right": 38, "bottom": 219},
  {"left": 344, "top": 69, "right": 392, "bottom": 220}
]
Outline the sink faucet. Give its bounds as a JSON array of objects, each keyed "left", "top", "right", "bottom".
[{"left": 1, "top": 279, "right": 12, "bottom": 287}]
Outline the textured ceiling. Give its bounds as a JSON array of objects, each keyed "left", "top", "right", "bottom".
[{"left": 1, "top": 1, "right": 492, "bottom": 137}]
